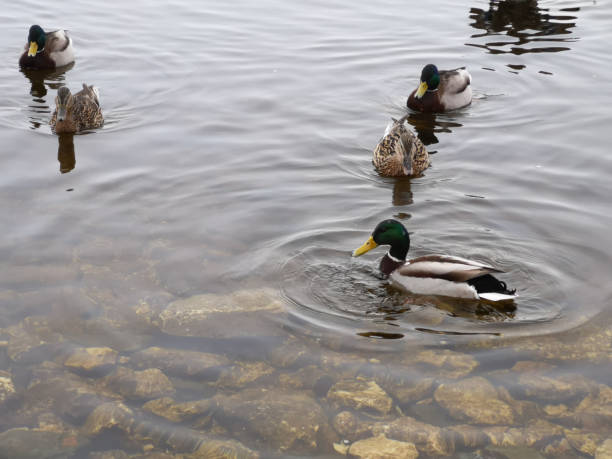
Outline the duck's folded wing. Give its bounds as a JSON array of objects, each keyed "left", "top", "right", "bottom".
[
  {"left": 398, "top": 254, "right": 503, "bottom": 282},
  {"left": 46, "top": 30, "right": 71, "bottom": 52},
  {"left": 440, "top": 68, "right": 471, "bottom": 94}
]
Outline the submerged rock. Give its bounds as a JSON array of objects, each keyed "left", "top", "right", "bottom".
[
  {"left": 595, "top": 439, "right": 612, "bottom": 459},
  {"left": 278, "top": 365, "right": 334, "bottom": 396},
  {"left": 82, "top": 401, "right": 135, "bottom": 437},
  {"left": 215, "top": 361, "right": 275, "bottom": 389},
  {"left": 159, "top": 288, "right": 283, "bottom": 338},
  {"left": 130, "top": 346, "right": 229, "bottom": 379},
  {"left": 571, "top": 384, "right": 612, "bottom": 429},
  {"left": 0, "top": 427, "right": 87, "bottom": 459},
  {"left": 0, "top": 370, "right": 15, "bottom": 405},
  {"left": 142, "top": 397, "right": 213, "bottom": 423},
  {"left": 404, "top": 349, "right": 479, "bottom": 379},
  {"left": 103, "top": 367, "right": 175, "bottom": 400},
  {"left": 434, "top": 376, "right": 516, "bottom": 425},
  {"left": 347, "top": 434, "right": 418, "bottom": 459},
  {"left": 189, "top": 438, "right": 259, "bottom": 459},
  {"left": 332, "top": 411, "right": 372, "bottom": 441},
  {"left": 372, "top": 416, "right": 454, "bottom": 456},
  {"left": 517, "top": 372, "right": 595, "bottom": 402},
  {"left": 564, "top": 428, "right": 605, "bottom": 457},
  {"left": 327, "top": 378, "right": 393, "bottom": 415},
  {"left": 4, "top": 316, "right": 63, "bottom": 362},
  {"left": 63, "top": 346, "right": 118, "bottom": 373},
  {"left": 19, "top": 362, "right": 121, "bottom": 423},
  {"left": 212, "top": 388, "right": 331, "bottom": 453},
  {"left": 481, "top": 420, "right": 563, "bottom": 448}
]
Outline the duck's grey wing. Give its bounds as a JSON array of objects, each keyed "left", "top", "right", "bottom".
[{"left": 440, "top": 68, "right": 471, "bottom": 94}]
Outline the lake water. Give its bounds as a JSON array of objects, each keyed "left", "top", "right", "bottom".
[{"left": 0, "top": 0, "right": 611, "bottom": 457}]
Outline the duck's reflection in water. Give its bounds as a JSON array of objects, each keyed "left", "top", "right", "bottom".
[
  {"left": 57, "top": 134, "right": 76, "bottom": 173},
  {"left": 468, "top": 0, "right": 579, "bottom": 57},
  {"left": 405, "top": 111, "right": 463, "bottom": 147},
  {"left": 20, "top": 63, "right": 74, "bottom": 130}
]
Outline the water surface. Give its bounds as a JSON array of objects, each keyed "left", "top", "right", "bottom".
[{"left": 0, "top": 0, "right": 611, "bottom": 457}]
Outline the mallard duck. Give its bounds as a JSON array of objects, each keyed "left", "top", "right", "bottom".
[
  {"left": 51, "top": 85, "right": 103, "bottom": 134},
  {"left": 407, "top": 64, "right": 472, "bottom": 112},
  {"left": 19, "top": 25, "right": 75, "bottom": 69},
  {"left": 353, "top": 219, "right": 517, "bottom": 301},
  {"left": 373, "top": 116, "right": 429, "bottom": 177}
]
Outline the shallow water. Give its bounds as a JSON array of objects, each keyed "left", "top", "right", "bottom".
[{"left": 0, "top": 0, "right": 611, "bottom": 457}]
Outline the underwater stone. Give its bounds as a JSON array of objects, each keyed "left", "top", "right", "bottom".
[
  {"left": 63, "top": 346, "right": 118, "bottom": 373},
  {"left": 482, "top": 420, "right": 563, "bottom": 448},
  {"left": 434, "top": 376, "right": 516, "bottom": 425},
  {"left": 21, "top": 362, "right": 121, "bottom": 423},
  {"left": 188, "top": 438, "right": 260, "bottom": 459},
  {"left": 564, "top": 428, "right": 605, "bottom": 456},
  {"left": 571, "top": 384, "right": 612, "bottom": 429},
  {"left": 517, "top": 372, "right": 595, "bottom": 402},
  {"left": 130, "top": 346, "right": 230, "bottom": 379},
  {"left": 160, "top": 288, "right": 283, "bottom": 338},
  {"left": 595, "top": 439, "right": 612, "bottom": 459},
  {"left": 215, "top": 361, "right": 276, "bottom": 389},
  {"left": 82, "top": 401, "right": 134, "bottom": 437},
  {"left": 142, "top": 397, "right": 213, "bottom": 423},
  {"left": 279, "top": 365, "right": 334, "bottom": 398},
  {"left": 404, "top": 349, "right": 479, "bottom": 379},
  {"left": 327, "top": 378, "right": 393, "bottom": 415},
  {"left": 88, "top": 450, "right": 130, "bottom": 459},
  {"left": 372, "top": 415, "right": 454, "bottom": 456},
  {"left": 0, "top": 427, "right": 87, "bottom": 459},
  {"left": 347, "top": 434, "right": 418, "bottom": 459},
  {"left": 0, "top": 370, "right": 15, "bottom": 405},
  {"left": 5, "top": 316, "right": 64, "bottom": 362},
  {"left": 103, "top": 367, "right": 175, "bottom": 400},
  {"left": 447, "top": 424, "right": 490, "bottom": 449},
  {"left": 211, "top": 388, "right": 330, "bottom": 453},
  {"left": 332, "top": 411, "right": 372, "bottom": 440}
]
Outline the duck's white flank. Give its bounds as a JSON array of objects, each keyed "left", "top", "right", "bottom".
[{"left": 390, "top": 272, "right": 479, "bottom": 299}]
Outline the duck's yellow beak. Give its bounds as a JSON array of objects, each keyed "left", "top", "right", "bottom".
[
  {"left": 352, "top": 236, "right": 378, "bottom": 257},
  {"left": 415, "top": 81, "right": 428, "bottom": 99},
  {"left": 28, "top": 42, "right": 38, "bottom": 57}
]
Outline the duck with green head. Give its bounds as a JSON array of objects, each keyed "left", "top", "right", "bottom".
[
  {"left": 407, "top": 64, "right": 472, "bottom": 113},
  {"left": 353, "top": 219, "right": 517, "bottom": 301},
  {"left": 19, "top": 25, "right": 75, "bottom": 69}
]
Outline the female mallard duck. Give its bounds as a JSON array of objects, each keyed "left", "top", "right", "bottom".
[
  {"left": 373, "top": 116, "right": 429, "bottom": 177},
  {"left": 19, "top": 25, "right": 75, "bottom": 69},
  {"left": 407, "top": 64, "right": 472, "bottom": 112},
  {"left": 51, "top": 85, "right": 104, "bottom": 134},
  {"left": 353, "top": 219, "right": 517, "bottom": 301}
]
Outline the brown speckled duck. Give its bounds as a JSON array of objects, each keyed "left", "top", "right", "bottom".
[
  {"left": 19, "top": 25, "right": 75, "bottom": 70},
  {"left": 407, "top": 64, "right": 472, "bottom": 113},
  {"left": 373, "top": 116, "right": 429, "bottom": 177},
  {"left": 51, "top": 85, "right": 104, "bottom": 134}
]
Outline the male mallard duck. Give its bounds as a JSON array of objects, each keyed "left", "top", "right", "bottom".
[
  {"left": 353, "top": 219, "right": 517, "bottom": 301},
  {"left": 51, "top": 85, "right": 103, "bottom": 134},
  {"left": 373, "top": 116, "right": 429, "bottom": 177},
  {"left": 407, "top": 64, "right": 472, "bottom": 112},
  {"left": 19, "top": 25, "right": 75, "bottom": 69}
]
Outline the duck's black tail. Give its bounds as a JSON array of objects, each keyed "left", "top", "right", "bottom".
[{"left": 468, "top": 274, "right": 516, "bottom": 295}]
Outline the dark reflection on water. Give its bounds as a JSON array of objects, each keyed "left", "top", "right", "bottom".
[
  {"left": 20, "top": 63, "right": 73, "bottom": 130},
  {"left": 57, "top": 134, "right": 76, "bottom": 173},
  {"left": 468, "top": 0, "right": 579, "bottom": 58},
  {"left": 404, "top": 111, "right": 463, "bottom": 146}
]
